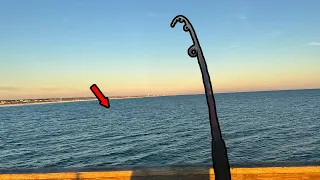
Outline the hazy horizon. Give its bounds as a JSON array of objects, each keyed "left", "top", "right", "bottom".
[
  {"left": 1, "top": 88, "right": 319, "bottom": 101},
  {"left": 1, "top": 0, "right": 319, "bottom": 100}
]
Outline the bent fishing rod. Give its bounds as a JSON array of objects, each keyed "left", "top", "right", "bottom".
[{"left": 171, "top": 15, "right": 231, "bottom": 180}]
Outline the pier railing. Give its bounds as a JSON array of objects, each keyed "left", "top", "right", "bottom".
[{"left": 1, "top": 162, "right": 320, "bottom": 180}]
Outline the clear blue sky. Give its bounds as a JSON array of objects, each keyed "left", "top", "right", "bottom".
[{"left": 0, "top": 0, "right": 319, "bottom": 99}]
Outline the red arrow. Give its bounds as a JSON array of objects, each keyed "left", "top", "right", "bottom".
[{"left": 90, "top": 84, "right": 110, "bottom": 108}]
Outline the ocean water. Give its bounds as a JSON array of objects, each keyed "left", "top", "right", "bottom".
[{"left": 0, "top": 89, "right": 319, "bottom": 170}]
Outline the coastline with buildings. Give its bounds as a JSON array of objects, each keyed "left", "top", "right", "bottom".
[
  {"left": 1, "top": 89, "right": 318, "bottom": 107},
  {"left": 0, "top": 94, "right": 166, "bottom": 107},
  {"left": 0, "top": 97, "right": 95, "bottom": 107}
]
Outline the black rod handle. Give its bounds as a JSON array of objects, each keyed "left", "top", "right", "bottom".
[{"left": 212, "top": 138, "right": 231, "bottom": 180}]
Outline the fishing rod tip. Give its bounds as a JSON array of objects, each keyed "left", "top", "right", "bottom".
[
  {"left": 170, "top": 15, "right": 187, "bottom": 28},
  {"left": 170, "top": 15, "right": 193, "bottom": 33}
]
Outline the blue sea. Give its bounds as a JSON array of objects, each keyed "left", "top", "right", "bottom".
[{"left": 0, "top": 89, "right": 319, "bottom": 170}]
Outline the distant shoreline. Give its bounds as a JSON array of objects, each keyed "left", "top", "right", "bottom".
[
  {"left": 1, "top": 88, "right": 319, "bottom": 108},
  {"left": 0, "top": 99, "right": 96, "bottom": 107},
  {"left": 0, "top": 96, "right": 160, "bottom": 107}
]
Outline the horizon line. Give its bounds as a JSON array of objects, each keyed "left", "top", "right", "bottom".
[{"left": 1, "top": 88, "right": 319, "bottom": 101}]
